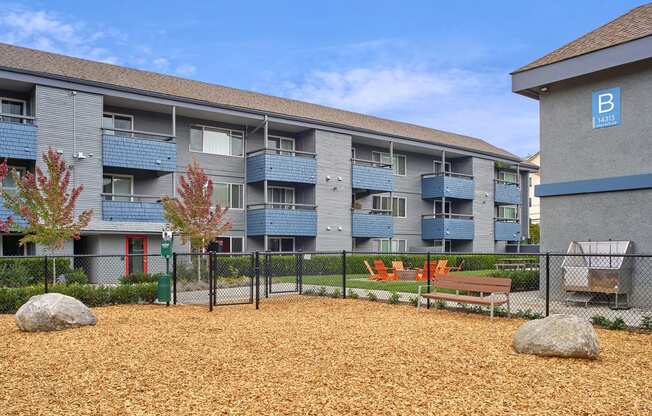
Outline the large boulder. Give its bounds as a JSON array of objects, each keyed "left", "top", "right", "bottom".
[
  {"left": 513, "top": 314, "right": 599, "bottom": 359},
  {"left": 15, "top": 293, "right": 97, "bottom": 332}
]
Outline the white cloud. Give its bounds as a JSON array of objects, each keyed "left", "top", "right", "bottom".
[
  {"left": 175, "top": 64, "right": 197, "bottom": 76},
  {"left": 280, "top": 66, "right": 538, "bottom": 156},
  {"left": 152, "top": 57, "right": 170, "bottom": 69}
]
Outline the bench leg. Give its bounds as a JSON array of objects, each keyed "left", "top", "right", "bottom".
[
  {"left": 507, "top": 294, "right": 511, "bottom": 319},
  {"left": 416, "top": 286, "right": 422, "bottom": 312},
  {"left": 490, "top": 299, "right": 494, "bottom": 320}
]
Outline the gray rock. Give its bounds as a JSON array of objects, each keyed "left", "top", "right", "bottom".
[
  {"left": 15, "top": 293, "right": 97, "bottom": 332},
  {"left": 513, "top": 314, "right": 599, "bottom": 359}
]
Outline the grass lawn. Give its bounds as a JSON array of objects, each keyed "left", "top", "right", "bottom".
[
  {"left": 274, "top": 269, "right": 495, "bottom": 294},
  {"left": 1, "top": 300, "right": 649, "bottom": 415}
]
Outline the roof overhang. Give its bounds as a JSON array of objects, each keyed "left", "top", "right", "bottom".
[{"left": 512, "top": 35, "right": 652, "bottom": 99}]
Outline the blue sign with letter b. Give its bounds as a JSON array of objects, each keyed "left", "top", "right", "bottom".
[{"left": 592, "top": 87, "right": 620, "bottom": 129}]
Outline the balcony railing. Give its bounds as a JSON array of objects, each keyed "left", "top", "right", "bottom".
[
  {"left": 0, "top": 115, "right": 37, "bottom": 161},
  {"left": 495, "top": 218, "right": 521, "bottom": 241},
  {"left": 102, "top": 128, "right": 176, "bottom": 173},
  {"left": 246, "top": 148, "right": 317, "bottom": 184},
  {"left": 351, "top": 208, "right": 393, "bottom": 238},
  {"left": 351, "top": 158, "right": 394, "bottom": 193},
  {"left": 421, "top": 213, "right": 474, "bottom": 240},
  {"left": 101, "top": 194, "right": 164, "bottom": 223},
  {"left": 246, "top": 203, "right": 317, "bottom": 237},
  {"left": 494, "top": 179, "right": 521, "bottom": 205},
  {"left": 421, "top": 171, "right": 474, "bottom": 200}
]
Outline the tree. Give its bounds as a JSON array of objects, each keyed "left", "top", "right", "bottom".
[
  {"left": 161, "top": 159, "right": 231, "bottom": 252},
  {"left": 529, "top": 223, "right": 540, "bottom": 244},
  {"left": 0, "top": 148, "right": 93, "bottom": 280},
  {"left": 0, "top": 161, "right": 13, "bottom": 233}
]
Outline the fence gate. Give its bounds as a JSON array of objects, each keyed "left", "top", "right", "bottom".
[
  {"left": 208, "top": 253, "right": 254, "bottom": 310},
  {"left": 264, "top": 252, "right": 302, "bottom": 296}
]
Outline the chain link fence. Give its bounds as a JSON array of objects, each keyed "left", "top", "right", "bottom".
[{"left": 0, "top": 251, "right": 650, "bottom": 330}]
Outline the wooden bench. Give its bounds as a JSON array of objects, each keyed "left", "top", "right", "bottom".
[{"left": 416, "top": 275, "right": 512, "bottom": 319}]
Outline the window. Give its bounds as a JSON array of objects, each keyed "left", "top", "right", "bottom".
[
  {"left": 268, "top": 186, "right": 295, "bottom": 209},
  {"left": 269, "top": 237, "right": 294, "bottom": 252},
  {"left": 378, "top": 239, "right": 407, "bottom": 253},
  {"left": 268, "top": 135, "right": 295, "bottom": 155},
  {"left": 528, "top": 197, "right": 532, "bottom": 207},
  {"left": 434, "top": 200, "right": 452, "bottom": 215},
  {"left": 103, "top": 174, "right": 133, "bottom": 201},
  {"left": 497, "top": 205, "right": 518, "bottom": 220},
  {"left": 372, "top": 196, "right": 406, "bottom": 217},
  {"left": 498, "top": 170, "right": 518, "bottom": 184},
  {"left": 208, "top": 236, "right": 244, "bottom": 253},
  {"left": 372, "top": 151, "right": 406, "bottom": 176},
  {"left": 351, "top": 147, "right": 357, "bottom": 160},
  {"left": 103, "top": 113, "right": 133, "bottom": 135},
  {"left": 190, "top": 126, "right": 243, "bottom": 157},
  {"left": 1, "top": 166, "right": 26, "bottom": 191},
  {"left": 212, "top": 183, "right": 243, "bottom": 209},
  {"left": 0, "top": 98, "right": 26, "bottom": 123},
  {"left": 2, "top": 235, "right": 34, "bottom": 256},
  {"left": 433, "top": 160, "right": 451, "bottom": 175},
  {"left": 433, "top": 239, "right": 452, "bottom": 253}
]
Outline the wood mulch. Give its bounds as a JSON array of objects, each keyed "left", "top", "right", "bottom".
[{"left": 0, "top": 298, "right": 650, "bottom": 415}]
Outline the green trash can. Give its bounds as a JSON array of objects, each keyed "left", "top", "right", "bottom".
[{"left": 157, "top": 274, "right": 171, "bottom": 304}]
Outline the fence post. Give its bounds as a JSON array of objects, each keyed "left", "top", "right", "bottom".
[
  {"left": 172, "top": 253, "right": 177, "bottom": 305},
  {"left": 342, "top": 250, "right": 347, "bottom": 299},
  {"left": 545, "top": 252, "right": 550, "bottom": 317},
  {"left": 208, "top": 253, "right": 214, "bottom": 312},
  {"left": 44, "top": 255, "right": 49, "bottom": 294},
  {"left": 250, "top": 253, "right": 255, "bottom": 303},
  {"left": 255, "top": 251, "right": 260, "bottom": 310},
  {"left": 426, "top": 252, "right": 431, "bottom": 309},
  {"left": 298, "top": 252, "right": 303, "bottom": 294},
  {"left": 264, "top": 253, "right": 270, "bottom": 298}
]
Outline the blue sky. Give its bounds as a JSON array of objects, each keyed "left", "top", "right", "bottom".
[{"left": 0, "top": 1, "right": 645, "bottom": 156}]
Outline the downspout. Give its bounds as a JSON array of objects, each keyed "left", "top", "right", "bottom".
[
  {"left": 517, "top": 163, "right": 522, "bottom": 253},
  {"left": 263, "top": 115, "right": 269, "bottom": 252},
  {"left": 243, "top": 122, "right": 248, "bottom": 252},
  {"left": 389, "top": 140, "right": 394, "bottom": 252},
  {"left": 441, "top": 150, "right": 446, "bottom": 253}
]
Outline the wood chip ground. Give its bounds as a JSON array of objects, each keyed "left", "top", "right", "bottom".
[{"left": 0, "top": 298, "right": 650, "bottom": 415}]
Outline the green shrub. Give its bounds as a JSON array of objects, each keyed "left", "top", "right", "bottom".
[
  {"left": 514, "top": 309, "right": 543, "bottom": 320},
  {"left": 330, "top": 288, "right": 341, "bottom": 298},
  {"left": 591, "top": 315, "right": 611, "bottom": 327},
  {"left": 367, "top": 291, "right": 378, "bottom": 302},
  {"left": 347, "top": 289, "right": 359, "bottom": 299},
  {"left": 317, "top": 287, "right": 327, "bottom": 297},
  {"left": 0, "top": 257, "right": 73, "bottom": 287},
  {"left": 488, "top": 269, "right": 539, "bottom": 291},
  {"left": 302, "top": 288, "right": 315, "bottom": 295},
  {"left": 642, "top": 316, "right": 652, "bottom": 331},
  {"left": 61, "top": 268, "right": 88, "bottom": 285},
  {"left": 610, "top": 318, "right": 627, "bottom": 330},
  {"left": 0, "top": 282, "right": 158, "bottom": 314},
  {"left": 388, "top": 291, "right": 400, "bottom": 304},
  {"left": 120, "top": 272, "right": 163, "bottom": 285},
  {"left": 409, "top": 296, "right": 418, "bottom": 307}
]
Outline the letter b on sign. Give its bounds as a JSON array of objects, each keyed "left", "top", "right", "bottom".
[{"left": 592, "top": 87, "right": 620, "bottom": 129}]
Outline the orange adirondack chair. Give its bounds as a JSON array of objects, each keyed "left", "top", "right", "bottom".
[
  {"left": 392, "top": 261, "right": 405, "bottom": 272},
  {"left": 373, "top": 260, "right": 397, "bottom": 281},
  {"left": 450, "top": 259, "right": 464, "bottom": 272},
  {"left": 416, "top": 260, "right": 439, "bottom": 281},
  {"left": 436, "top": 260, "right": 451, "bottom": 275},
  {"left": 364, "top": 260, "right": 381, "bottom": 280}
]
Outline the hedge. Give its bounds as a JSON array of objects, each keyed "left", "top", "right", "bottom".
[
  {"left": 0, "top": 257, "right": 75, "bottom": 287},
  {"left": 488, "top": 269, "right": 539, "bottom": 291},
  {"left": 0, "top": 283, "right": 157, "bottom": 314},
  {"left": 187, "top": 254, "right": 509, "bottom": 279}
]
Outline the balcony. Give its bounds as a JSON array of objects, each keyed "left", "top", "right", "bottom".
[
  {"left": 102, "top": 194, "right": 164, "bottom": 223},
  {"left": 421, "top": 214, "right": 474, "bottom": 240},
  {"left": 246, "top": 148, "right": 316, "bottom": 184},
  {"left": 495, "top": 219, "right": 521, "bottom": 241},
  {"left": 421, "top": 172, "right": 474, "bottom": 200},
  {"left": 495, "top": 180, "right": 521, "bottom": 205},
  {"left": 246, "top": 204, "right": 317, "bottom": 237},
  {"left": 0, "top": 118, "right": 37, "bottom": 161},
  {"left": 0, "top": 196, "right": 26, "bottom": 227},
  {"left": 351, "top": 159, "right": 394, "bottom": 193},
  {"left": 351, "top": 210, "right": 393, "bottom": 238},
  {"left": 102, "top": 129, "right": 176, "bottom": 173}
]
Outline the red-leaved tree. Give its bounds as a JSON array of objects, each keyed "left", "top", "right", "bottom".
[
  {"left": 0, "top": 161, "right": 13, "bottom": 233},
  {"left": 0, "top": 148, "right": 93, "bottom": 250},
  {"left": 161, "top": 159, "right": 231, "bottom": 252}
]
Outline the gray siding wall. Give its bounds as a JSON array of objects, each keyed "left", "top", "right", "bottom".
[
  {"left": 472, "top": 158, "right": 495, "bottom": 252},
  {"left": 315, "top": 130, "right": 352, "bottom": 251}
]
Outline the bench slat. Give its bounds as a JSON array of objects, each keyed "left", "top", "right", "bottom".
[
  {"left": 422, "top": 292, "right": 507, "bottom": 305},
  {"left": 432, "top": 275, "right": 511, "bottom": 293}
]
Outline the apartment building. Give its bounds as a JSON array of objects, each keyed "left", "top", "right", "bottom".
[{"left": 0, "top": 42, "right": 532, "bottom": 270}]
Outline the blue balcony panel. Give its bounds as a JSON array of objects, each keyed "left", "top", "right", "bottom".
[
  {"left": 0, "top": 122, "right": 37, "bottom": 160},
  {"left": 421, "top": 217, "right": 474, "bottom": 240},
  {"left": 0, "top": 196, "right": 26, "bottom": 227},
  {"left": 352, "top": 213, "right": 393, "bottom": 238},
  {"left": 246, "top": 153, "right": 316, "bottom": 184},
  {"left": 102, "top": 134, "right": 176, "bottom": 172},
  {"left": 421, "top": 175, "right": 474, "bottom": 200},
  {"left": 495, "top": 221, "right": 522, "bottom": 241},
  {"left": 352, "top": 165, "right": 393, "bottom": 193},
  {"left": 495, "top": 182, "right": 521, "bottom": 205},
  {"left": 247, "top": 208, "right": 317, "bottom": 237},
  {"left": 102, "top": 200, "right": 164, "bottom": 223}
]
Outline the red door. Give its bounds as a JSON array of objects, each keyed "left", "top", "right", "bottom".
[{"left": 125, "top": 235, "right": 148, "bottom": 274}]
